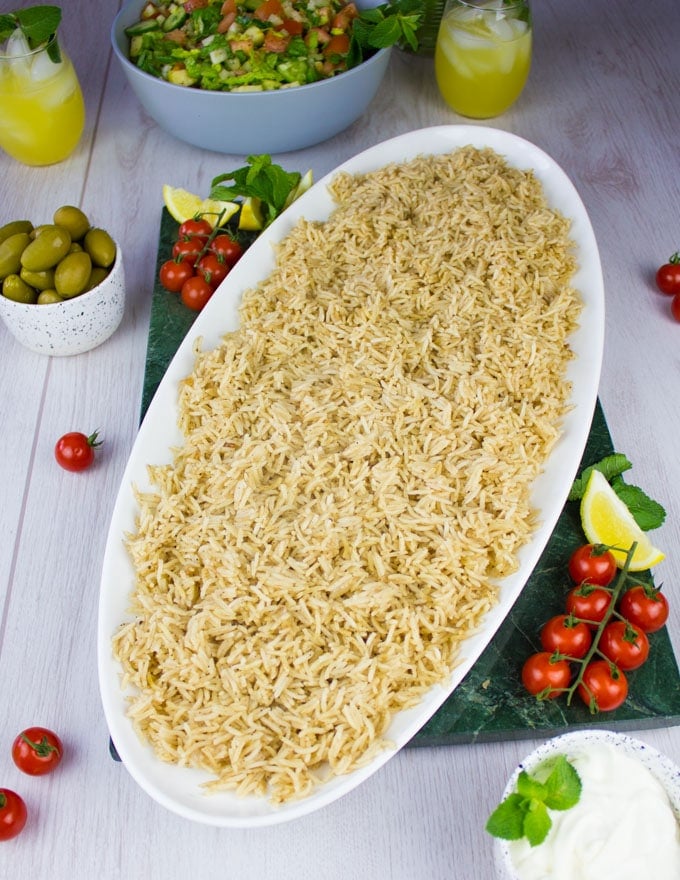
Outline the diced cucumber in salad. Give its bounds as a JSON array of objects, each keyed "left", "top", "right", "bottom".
[{"left": 125, "top": 0, "right": 422, "bottom": 91}]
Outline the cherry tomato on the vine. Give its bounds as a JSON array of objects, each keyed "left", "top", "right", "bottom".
[
  {"left": 577, "top": 659, "right": 628, "bottom": 712},
  {"left": 178, "top": 217, "right": 212, "bottom": 241},
  {"left": 539, "top": 614, "right": 592, "bottom": 659},
  {"left": 197, "top": 253, "right": 229, "bottom": 289},
  {"left": 565, "top": 584, "right": 613, "bottom": 629},
  {"left": 521, "top": 652, "right": 571, "bottom": 699},
  {"left": 54, "top": 430, "right": 101, "bottom": 472},
  {"left": 0, "top": 789, "right": 27, "bottom": 841},
  {"left": 599, "top": 620, "right": 650, "bottom": 670},
  {"left": 656, "top": 253, "right": 680, "bottom": 295},
  {"left": 210, "top": 234, "right": 244, "bottom": 267},
  {"left": 159, "top": 258, "right": 195, "bottom": 293},
  {"left": 12, "top": 727, "right": 63, "bottom": 776},
  {"left": 619, "top": 584, "right": 669, "bottom": 633},
  {"left": 181, "top": 275, "right": 214, "bottom": 312},
  {"left": 568, "top": 543, "right": 617, "bottom": 587},
  {"left": 172, "top": 238, "right": 203, "bottom": 264}
]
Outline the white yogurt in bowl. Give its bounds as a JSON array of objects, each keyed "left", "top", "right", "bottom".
[{"left": 494, "top": 730, "right": 680, "bottom": 880}]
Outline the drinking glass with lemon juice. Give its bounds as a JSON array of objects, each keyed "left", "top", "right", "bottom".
[
  {"left": 0, "top": 24, "right": 85, "bottom": 166},
  {"left": 435, "top": 0, "right": 532, "bottom": 118}
]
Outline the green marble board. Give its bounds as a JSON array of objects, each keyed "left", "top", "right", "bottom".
[{"left": 142, "top": 208, "right": 680, "bottom": 747}]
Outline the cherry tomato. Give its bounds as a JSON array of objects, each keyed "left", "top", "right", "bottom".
[
  {"left": 54, "top": 430, "right": 101, "bottom": 472},
  {"left": 565, "top": 584, "right": 613, "bottom": 629},
  {"left": 619, "top": 584, "right": 669, "bottom": 633},
  {"left": 181, "top": 275, "right": 214, "bottom": 311},
  {"left": 178, "top": 217, "right": 212, "bottom": 241},
  {"left": 656, "top": 253, "right": 680, "bottom": 295},
  {"left": 577, "top": 659, "right": 628, "bottom": 712},
  {"left": 210, "top": 234, "right": 243, "bottom": 267},
  {"left": 0, "top": 789, "right": 27, "bottom": 841},
  {"left": 12, "top": 727, "right": 63, "bottom": 776},
  {"left": 197, "top": 253, "right": 229, "bottom": 289},
  {"left": 521, "top": 652, "right": 571, "bottom": 699},
  {"left": 172, "top": 238, "right": 203, "bottom": 264},
  {"left": 599, "top": 620, "right": 650, "bottom": 670},
  {"left": 568, "top": 544, "right": 617, "bottom": 587},
  {"left": 672, "top": 293, "right": 680, "bottom": 323},
  {"left": 539, "top": 614, "right": 592, "bottom": 659},
  {"left": 159, "top": 258, "right": 195, "bottom": 293}
]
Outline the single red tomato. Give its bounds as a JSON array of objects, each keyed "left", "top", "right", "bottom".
[
  {"left": 599, "top": 620, "right": 650, "bottom": 670},
  {"left": 159, "top": 258, "right": 195, "bottom": 293},
  {"left": 197, "top": 253, "right": 229, "bottom": 289},
  {"left": 0, "top": 789, "right": 27, "bottom": 841},
  {"left": 12, "top": 727, "right": 63, "bottom": 776},
  {"left": 672, "top": 293, "right": 680, "bottom": 323},
  {"left": 521, "top": 652, "right": 571, "bottom": 699},
  {"left": 172, "top": 238, "right": 203, "bottom": 264},
  {"left": 210, "top": 234, "right": 243, "bottom": 267},
  {"left": 181, "top": 275, "right": 214, "bottom": 311},
  {"left": 54, "top": 430, "right": 101, "bottom": 472},
  {"left": 178, "top": 217, "right": 212, "bottom": 241},
  {"left": 619, "top": 584, "right": 669, "bottom": 633},
  {"left": 565, "top": 584, "right": 613, "bottom": 629},
  {"left": 539, "top": 614, "right": 592, "bottom": 659},
  {"left": 568, "top": 543, "right": 617, "bottom": 587},
  {"left": 577, "top": 660, "right": 628, "bottom": 711},
  {"left": 656, "top": 253, "right": 680, "bottom": 295}
]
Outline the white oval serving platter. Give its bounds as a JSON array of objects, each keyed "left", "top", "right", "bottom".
[{"left": 98, "top": 125, "right": 605, "bottom": 827}]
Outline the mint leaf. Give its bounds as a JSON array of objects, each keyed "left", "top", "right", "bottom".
[
  {"left": 611, "top": 478, "right": 666, "bottom": 531},
  {"left": 516, "top": 770, "right": 547, "bottom": 801},
  {"left": 569, "top": 453, "right": 632, "bottom": 501},
  {"left": 523, "top": 800, "right": 552, "bottom": 847},
  {"left": 15, "top": 5, "right": 61, "bottom": 46},
  {"left": 0, "top": 15, "right": 17, "bottom": 44},
  {"left": 543, "top": 755, "right": 582, "bottom": 811},
  {"left": 354, "top": 0, "right": 423, "bottom": 51},
  {"left": 485, "top": 792, "right": 527, "bottom": 841}
]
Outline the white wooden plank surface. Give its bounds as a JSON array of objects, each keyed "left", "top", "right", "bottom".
[{"left": 1, "top": 1, "right": 679, "bottom": 876}]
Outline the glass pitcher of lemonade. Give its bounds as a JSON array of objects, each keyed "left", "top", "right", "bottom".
[
  {"left": 0, "top": 28, "right": 85, "bottom": 165},
  {"left": 435, "top": 0, "right": 532, "bottom": 118}
]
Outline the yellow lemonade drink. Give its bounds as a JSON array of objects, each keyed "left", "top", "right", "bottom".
[
  {"left": 435, "top": 0, "right": 532, "bottom": 118},
  {"left": 0, "top": 33, "right": 85, "bottom": 166}
]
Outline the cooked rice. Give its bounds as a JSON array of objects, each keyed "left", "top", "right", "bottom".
[{"left": 113, "top": 146, "right": 581, "bottom": 803}]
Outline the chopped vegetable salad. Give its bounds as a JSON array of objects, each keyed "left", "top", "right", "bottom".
[{"left": 126, "top": 0, "right": 368, "bottom": 91}]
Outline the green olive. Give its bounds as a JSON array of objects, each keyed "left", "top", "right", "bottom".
[
  {"left": 84, "top": 227, "right": 116, "bottom": 269},
  {"left": 20, "top": 266, "right": 56, "bottom": 291},
  {"left": 20, "top": 225, "right": 72, "bottom": 272},
  {"left": 30, "top": 224, "right": 52, "bottom": 239},
  {"left": 2, "top": 273, "right": 38, "bottom": 304},
  {"left": 0, "top": 220, "right": 33, "bottom": 246},
  {"left": 37, "top": 289, "right": 65, "bottom": 304},
  {"left": 68, "top": 242, "right": 83, "bottom": 253},
  {"left": 83, "top": 265, "right": 109, "bottom": 292},
  {"left": 54, "top": 251, "right": 92, "bottom": 298},
  {"left": 53, "top": 205, "right": 90, "bottom": 241},
  {"left": 0, "top": 232, "right": 31, "bottom": 280}
]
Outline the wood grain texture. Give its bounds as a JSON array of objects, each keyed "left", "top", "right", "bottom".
[{"left": 1, "top": 0, "right": 679, "bottom": 877}]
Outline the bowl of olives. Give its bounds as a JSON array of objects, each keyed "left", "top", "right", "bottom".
[{"left": 0, "top": 206, "right": 125, "bottom": 356}]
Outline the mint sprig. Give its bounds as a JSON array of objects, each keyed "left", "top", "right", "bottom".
[
  {"left": 210, "top": 154, "right": 301, "bottom": 228},
  {"left": 352, "top": 0, "right": 423, "bottom": 53},
  {"left": 569, "top": 453, "right": 666, "bottom": 531},
  {"left": 486, "top": 755, "right": 582, "bottom": 847},
  {"left": 0, "top": 5, "right": 62, "bottom": 62}
]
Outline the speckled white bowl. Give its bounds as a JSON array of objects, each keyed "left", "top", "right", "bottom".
[
  {"left": 494, "top": 729, "right": 680, "bottom": 879},
  {"left": 0, "top": 243, "right": 125, "bottom": 356}
]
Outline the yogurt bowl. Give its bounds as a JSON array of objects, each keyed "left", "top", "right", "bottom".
[{"left": 493, "top": 729, "right": 680, "bottom": 880}]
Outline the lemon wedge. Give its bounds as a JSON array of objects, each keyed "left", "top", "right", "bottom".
[
  {"left": 198, "top": 198, "right": 240, "bottom": 228},
  {"left": 283, "top": 168, "right": 314, "bottom": 209},
  {"left": 238, "top": 197, "right": 265, "bottom": 231},
  {"left": 580, "top": 469, "right": 665, "bottom": 570},
  {"left": 162, "top": 185, "right": 204, "bottom": 223}
]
